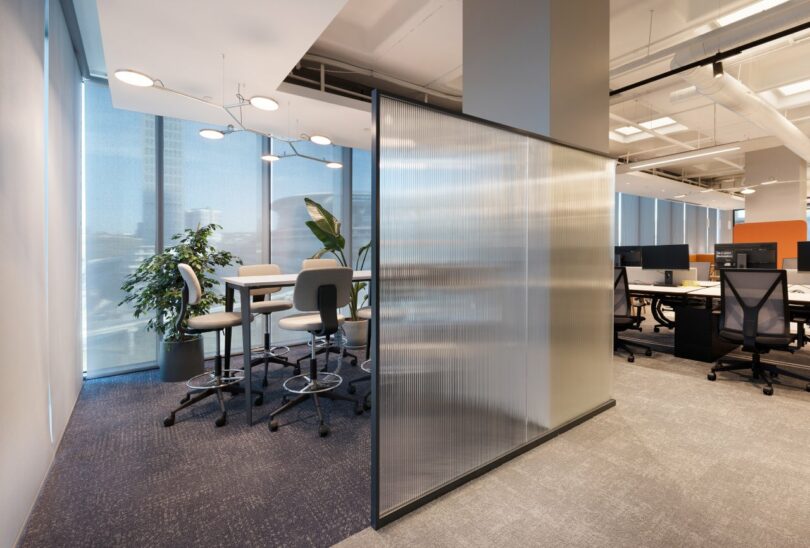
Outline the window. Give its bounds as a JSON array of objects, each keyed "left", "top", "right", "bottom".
[
  {"left": 83, "top": 81, "right": 157, "bottom": 377},
  {"left": 165, "top": 119, "right": 265, "bottom": 354},
  {"left": 270, "top": 139, "right": 345, "bottom": 344},
  {"left": 351, "top": 148, "right": 372, "bottom": 267}
]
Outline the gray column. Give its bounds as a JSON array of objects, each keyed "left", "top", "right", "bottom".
[
  {"left": 744, "top": 146, "right": 807, "bottom": 223},
  {"left": 463, "top": 0, "right": 609, "bottom": 153}
]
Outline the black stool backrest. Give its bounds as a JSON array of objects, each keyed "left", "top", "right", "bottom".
[
  {"left": 293, "top": 267, "right": 353, "bottom": 336},
  {"left": 614, "top": 266, "right": 630, "bottom": 317},
  {"left": 720, "top": 269, "right": 788, "bottom": 349}
]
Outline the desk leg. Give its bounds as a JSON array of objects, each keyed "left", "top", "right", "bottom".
[
  {"left": 225, "top": 286, "right": 234, "bottom": 369},
  {"left": 240, "top": 286, "right": 253, "bottom": 426}
]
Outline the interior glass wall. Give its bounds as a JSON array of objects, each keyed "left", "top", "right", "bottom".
[
  {"left": 374, "top": 95, "right": 614, "bottom": 522},
  {"left": 83, "top": 81, "right": 157, "bottom": 377}
]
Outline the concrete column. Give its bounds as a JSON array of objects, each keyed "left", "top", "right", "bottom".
[
  {"left": 744, "top": 146, "right": 807, "bottom": 223},
  {"left": 463, "top": 0, "right": 609, "bottom": 154}
]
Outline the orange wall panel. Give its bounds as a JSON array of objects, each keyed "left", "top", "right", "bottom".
[{"left": 733, "top": 220, "right": 807, "bottom": 268}]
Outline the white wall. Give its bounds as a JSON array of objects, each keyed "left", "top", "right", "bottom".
[
  {"left": 744, "top": 146, "right": 808, "bottom": 223},
  {"left": 0, "top": 0, "right": 82, "bottom": 545}
]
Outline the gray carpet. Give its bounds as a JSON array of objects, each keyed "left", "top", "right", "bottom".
[
  {"left": 338, "top": 344, "right": 810, "bottom": 547},
  {"left": 19, "top": 347, "right": 371, "bottom": 548}
]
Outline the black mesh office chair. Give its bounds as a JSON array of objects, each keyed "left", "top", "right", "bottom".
[
  {"left": 708, "top": 269, "right": 810, "bottom": 396},
  {"left": 614, "top": 267, "right": 653, "bottom": 363}
]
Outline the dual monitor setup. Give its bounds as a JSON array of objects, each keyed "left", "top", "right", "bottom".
[{"left": 615, "top": 244, "right": 689, "bottom": 286}]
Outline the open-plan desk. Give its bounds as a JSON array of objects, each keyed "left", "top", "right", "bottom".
[
  {"left": 627, "top": 282, "right": 810, "bottom": 361},
  {"left": 221, "top": 270, "right": 372, "bottom": 425}
]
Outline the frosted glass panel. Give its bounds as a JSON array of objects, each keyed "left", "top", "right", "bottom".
[{"left": 375, "top": 95, "right": 614, "bottom": 518}]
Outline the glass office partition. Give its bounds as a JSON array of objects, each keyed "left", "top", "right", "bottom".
[
  {"left": 83, "top": 82, "right": 157, "bottom": 377},
  {"left": 372, "top": 94, "right": 615, "bottom": 525}
]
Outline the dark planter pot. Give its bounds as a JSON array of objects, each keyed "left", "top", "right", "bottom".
[{"left": 159, "top": 336, "right": 204, "bottom": 382}]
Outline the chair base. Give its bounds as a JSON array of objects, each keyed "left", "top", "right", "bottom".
[
  {"left": 708, "top": 354, "right": 810, "bottom": 396},
  {"left": 347, "top": 373, "right": 371, "bottom": 410},
  {"left": 614, "top": 334, "right": 653, "bottom": 363},
  {"left": 296, "top": 344, "right": 358, "bottom": 368}
]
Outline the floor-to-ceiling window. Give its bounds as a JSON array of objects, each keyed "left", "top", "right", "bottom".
[{"left": 83, "top": 81, "right": 157, "bottom": 377}]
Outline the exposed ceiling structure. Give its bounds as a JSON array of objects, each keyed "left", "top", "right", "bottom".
[{"left": 81, "top": 0, "right": 810, "bottom": 207}]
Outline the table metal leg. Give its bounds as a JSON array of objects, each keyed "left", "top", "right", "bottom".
[
  {"left": 224, "top": 286, "right": 234, "bottom": 369},
  {"left": 240, "top": 286, "right": 253, "bottom": 425}
]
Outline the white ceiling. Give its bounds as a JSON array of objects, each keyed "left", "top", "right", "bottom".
[
  {"left": 95, "top": 0, "right": 373, "bottom": 148},
  {"left": 617, "top": 171, "right": 744, "bottom": 210}
]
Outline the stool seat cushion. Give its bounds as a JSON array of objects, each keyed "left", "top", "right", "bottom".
[
  {"left": 188, "top": 311, "right": 247, "bottom": 331},
  {"left": 357, "top": 307, "right": 371, "bottom": 320},
  {"left": 250, "top": 299, "right": 293, "bottom": 314},
  {"left": 279, "top": 312, "right": 345, "bottom": 332}
]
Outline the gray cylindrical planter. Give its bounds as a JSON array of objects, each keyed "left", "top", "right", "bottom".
[
  {"left": 343, "top": 319, "right": 369, "bottom": 349},
  {"left": 158, "top": 336, "right": 204, "bottom": 382}
]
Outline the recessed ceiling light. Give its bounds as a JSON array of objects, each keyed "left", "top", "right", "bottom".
[
  {"left": 740, "top": 188, "right": 756, "bottom": 194},
  {"left": 615, "top": 126, "right": 643, "bottom": 136},
  {"left": 199, "top": 129, "right": 225, "bottom": 140},
  {"left": 777, "top": 79, "right": 810, "bottom": 96},
  {"left": 249, "top": 96, "right": 279, "bottom": 111},
  {"left": 716, "top": 0, "right": 788, "bottom": 27},
  {"left": 261, "top": 154, "right": 280, "bottom": 162},
  {"left": 325, "top": 161, "right": 343, "bottom": 169},
  {"left": 700, "top": 188, "right": 714, "bottom": 193},
  {"left": 310, "top": 135, "right": 332, "bottom": 146},
  {"left": 114, "top": 69, "right": 154, "bottom": 87},
  {"left": 639, "top": 117, "right": 677, "bottom": 130},
  {"left": 760, "top": 179, "right": 778, "bottom": 185}
]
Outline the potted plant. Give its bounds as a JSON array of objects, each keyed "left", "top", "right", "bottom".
[
  {"left": 304, "top": 197, "right": 371, "bottom": 348},
  {"left": 119, "top": 224, "right": 242, "bottom": 381}
]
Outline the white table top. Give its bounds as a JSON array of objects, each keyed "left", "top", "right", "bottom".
[
  {"left": 688, "top": 284, "right": 810, "bottom": 303},
  {"left": 628, "top": 284, "right": 701, "bottom": 295},
  {"left": 222, "top": 269, "right": 371, "bottom": 288}
]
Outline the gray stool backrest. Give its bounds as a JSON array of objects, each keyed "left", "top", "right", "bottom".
[
  {"left": 239, "top": 264, "right": 282, "bottom": 297},
  {"left": 178, "top": 263, "right": 202, "bottom": 305},
  {"left": 614, "top": 266, "right": 630, "bottom": 317},
  {"left": 293, "top": 267, "right": 353, "bottom": 312},
  {"left": 302, "top": 258, "right": 339, "bottom": 270},
  {"left": 720, "top": 269, "right": 788, "bottom": 346}
]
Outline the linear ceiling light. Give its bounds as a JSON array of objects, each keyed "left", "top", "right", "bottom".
[
  {"left": 114, "top": 69, "right": 154, "bottom": 87},
  {"left": 674, "top": 194, "right": 687, "bottom": 199},
  {"left": 629, "top": 146, "right": 742, "bottom": 170},
  {"left": 249, "top": 96, "right": 279, "bottom": 111},
  {"left": 716, "top": 0, "right": 789, "bottom": 27},
  {"left": 740, "top": 188, "right": 756, "bottom": 194},
  {"left": 310, "top": 135, "right": 332, "bottom": 146},
  {"left": 778, "top": 78, "right": 810, "bottom": 96},
  {"left": 760, "top": 178, "right": 778, "bottom": 185}
]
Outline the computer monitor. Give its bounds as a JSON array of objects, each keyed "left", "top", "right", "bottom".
[
  {"left": 641, "top": 244, "right": 690, "bottom": 270},
  {"left": 714, "top": 242, "right": 777, "bottom": 270},
  {"left": 614, "top": 246, "right": 642, "bottom": 267},
  {"left": 798, "top": 242, "right": 810, "bottom": 271}
]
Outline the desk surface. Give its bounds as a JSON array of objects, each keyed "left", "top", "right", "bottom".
[
  {"left": 688, "top": 284, "right": 810, "bottom": 303},
  {"left": 222, "top": 269, "right": 371, "bottom": 288},
  {"left": 628, "top": 284, "right": 700, "bottom": 295}
]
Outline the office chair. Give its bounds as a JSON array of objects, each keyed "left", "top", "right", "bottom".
[
  {"left": 708, "top": 269, "right": 810, "bottom": 396},
  {"left": 238, "top": 264, "right": 294, "bottom": 397},
  {"left": 269, "top": 267, "right": 362, "bottom": 436},
  {"left": 295, "top": 258, "right": 358, "bottom": 369},
  {"left": 164, "top": 264, "right": 260, "bottom": 428},
  {"left": 347, "top": 306, "right": 372, "bottom": 410},
  {"left": 614, "top": 266, "right": 653, "bottom": 363},
  {"left": 783, "top": 257, "right": 798, "bottom": 270}
]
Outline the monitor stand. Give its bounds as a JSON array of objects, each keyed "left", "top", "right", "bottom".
[{"left": 654, "top": 270, "right": 675, "bottom": 287}]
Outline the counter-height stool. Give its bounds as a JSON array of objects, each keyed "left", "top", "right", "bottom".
[
  {"left": 163, "top": 263, "right": 258, "bottom": 428},
  {"left": 268, "top": 267, "right": 362, "bottom": 437},
  {"left": 296, "top": 258, "right": 358, "bottom": 369},
  {"left": 347, "top": 306, "right": 372, "bottom": 410},
  {"left": 238, "top": 264, "right": 294, "bottom": 395}
]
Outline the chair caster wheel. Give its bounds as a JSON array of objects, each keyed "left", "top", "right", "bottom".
[
  {"left": 269, "top": 419, "right": 279, "bottom": 432},
  {"left": 163, "top": 415, "right": 175, "bottom": 427},
  {"left": 319, "top": 424, "right": 330, "bottom": 437},
  {"left": 627, "top": 356, "right": 635, "bottom": 363},
  {"left": 763, "top": 386, "right": 774, "bottom": 396},
  {"left": 805, "top": 384, "right": 810, "bottom": 392},
  {"left": 354, "top": 404, "right": 364, "bottom": 415},
  {"left": 653, "top": 327, "right": 660, "bottom": 333},
  {"left": 645, "top": 349, "right": 652, "bottom": 356},
  {"left": 215, "top": 414, "right": 227, "bottom": 427},
  {"left": 707, "top": 372, "right": 716, "bottom": 381},
  {"left": 254, "top": 395, "right": 263, "bottom": 407},
  {"left": 179, "top": 394, "right": 190, "bottom": 404},
  {"left": 348, "top": 384, "right": 356, "bottom": 394}
]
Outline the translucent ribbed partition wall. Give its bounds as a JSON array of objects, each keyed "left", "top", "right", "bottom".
[{"left": 372, "top": 94, "right": 615, "bottom": 525}]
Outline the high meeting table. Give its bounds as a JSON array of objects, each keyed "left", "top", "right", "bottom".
[{"left": 222, "top": 269, "right": 372, "bottom": 425}]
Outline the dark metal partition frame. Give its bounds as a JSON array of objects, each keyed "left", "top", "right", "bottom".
[{"left": 369, "top": 90, "right": 617, "bottom": 529}]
